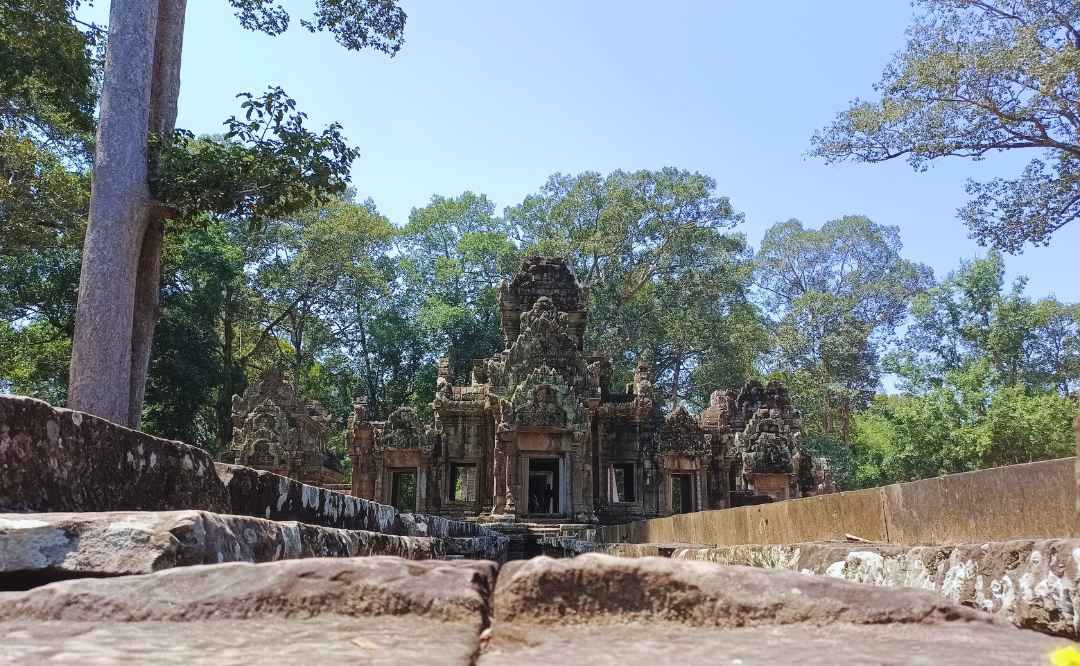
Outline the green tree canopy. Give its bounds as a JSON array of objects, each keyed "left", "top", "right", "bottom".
[
  {"left": 887, "top": 251, "right": 1080, "bottom": 394},
  {"left": 811, "top": 0, "right": 1080, "bottom": 251},
  {"left": 507, "top": 168, "right": 763, "bottom": 406},
  {"left": 400, "top": 192, "right": 520, "bottom": 382},
  {"left": 755, "top": 216, "right": 933, "bottom": 439}
]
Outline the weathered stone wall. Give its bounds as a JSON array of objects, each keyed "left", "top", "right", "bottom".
[
  {"left": 594, "top": 457, "right": 1078, "bottom": 546},
  {"left": 0, "top": 395, "right": 507, "bottom": 565},
  {"left": 0, "top": 395, "right": 229, "bottom": 514},
  {"left": 670, "top": 539, "right": 1080, "bottom": 640}
]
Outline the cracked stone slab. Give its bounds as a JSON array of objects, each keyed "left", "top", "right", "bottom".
[
  {"left": 0, "top": 557, "right": 495, "bottom": 665},
  {"left": 483, "top": 554, "right": 1072, "bottom": 665},
  {"left": 0, "top": 395, "right": 229, "bottom": 514},
  {"left": 0, "top": 511, "right": 444, "bottom": 587}
]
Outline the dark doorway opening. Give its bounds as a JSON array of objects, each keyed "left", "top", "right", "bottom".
[
  {"left": 528, "top": 458, "right": 559, "bottom": 515},
  {"left": 613, "top": 463, "right": 635, "bottom": 502},
  {"left": 671, "top": 473, "right": 694, "bottom": 514},
  {"left": 391, "top": 469, "right": 417, "bottom": 511},
  {"left": 449, "top": 463, "right": 477, "bottom": 503}
]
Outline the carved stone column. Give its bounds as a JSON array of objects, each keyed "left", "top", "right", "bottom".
[
  {"left": 347, "top": 400, "right": 375, "bottom": 499},
  {"left": 504, "top": 432, "right": 518, "bottom": 516},
  {"left": 491, "top": 438, "right": 505, "bottom": 515}
]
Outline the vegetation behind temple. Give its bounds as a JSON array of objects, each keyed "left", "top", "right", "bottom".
[{"left": 2, "top": 1, "right": 1077, "bottom": 491}]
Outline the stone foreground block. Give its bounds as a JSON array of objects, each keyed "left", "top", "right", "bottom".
[
  {"left": 0, "top": 554, "right": 1071, "bottom": 664},
  {"left": 671, "top": 539, "right": 1080, "bottom": 639},
  {"left": 0, "top": 511, "right": 445, "bottom": 587},
  {"left": 0, "top": 556, "right": 496, "bottom": 622},
  {"left": 0, "top": 395, "right": 229, "bottom": 513},
  {"left": 483, "top": 554, "right": 1073, "bottom": 665},
  {"left": 0, "top": 557, "right": 495, "bottom": 665}
]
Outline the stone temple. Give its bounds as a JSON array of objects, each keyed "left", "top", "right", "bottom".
[
  {"left": 348, "top": 256, "right": 832, "bottom": 521},
  {"left": 225, "top": 369, "right": 346, "bottom": 488}
]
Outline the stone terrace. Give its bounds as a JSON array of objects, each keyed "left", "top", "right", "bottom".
[{"left": 1, "top": 394, "right": 1077, "bottom": 663}]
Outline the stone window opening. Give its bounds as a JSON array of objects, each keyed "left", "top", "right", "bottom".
[
  {"left": 612, "top": 463, "right": 635, "bottom": 502},
  {"left": 450, "top": 463, "right": 477, "bottom": 503},
  {"left": 390, "top": 469, "right": 417, "bottom": 512}
]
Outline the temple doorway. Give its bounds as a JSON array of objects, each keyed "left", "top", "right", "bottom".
[
  {"left": 527, "top": 458, "right": 559, "bottom": 515},
  {"left": 391, "top": 469, "right": 417, "bottom": 512},
  {"left": 671, "top": 473, "right": 694, "bottom": 514}
]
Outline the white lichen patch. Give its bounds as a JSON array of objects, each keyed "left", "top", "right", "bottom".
[
  {"left": 940, "top": 557, "right": 975, "bottom": 603},
  {"left": 301, "top": 484, "right": 320, "bottom": 510},
  {"left": 276, "top": 477, "right": 289, "bottom": 511},
  {"left": 0, "top": 522, "right": 70, "bottom": 569},
  {"left": 281, "top": 524, "right": 302, "bottom": 558},
  {"left": 45, "top": 420, "right": 59, "bottom": 445}
]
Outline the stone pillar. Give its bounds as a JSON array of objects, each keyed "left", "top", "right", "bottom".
[
  {"left": 347, "top": 399, "right": 375, "bottom": 499},
  {"left": 505, "top": 434, "right": 518, "bottom": 516},
  {"left": 491, "top": 438, "right": 505, "bottom": 515}
]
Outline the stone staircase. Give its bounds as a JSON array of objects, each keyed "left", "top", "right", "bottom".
[{"left": 477, "top": 518, "right": 593, "bottom": 559}]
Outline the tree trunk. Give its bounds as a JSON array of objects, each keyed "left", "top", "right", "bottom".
[
  {"left": 670, "top": 349, "right": 683, "bottom": 410},
  {"left": 218, "top": 285, "right": 237, "bottom": 449},
  {"left": 68, "top": 0, "right": 186, "bottom": 427},
  {"left": 68, "top": 0, "right": 160, "bottom": 425},
  {"left": 129, "top": 0, "right": 187, "bottom": 428}
]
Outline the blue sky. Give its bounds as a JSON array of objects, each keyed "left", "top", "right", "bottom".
[{"left": 85, "top": 0, "right": 1079, "bottom": 301}]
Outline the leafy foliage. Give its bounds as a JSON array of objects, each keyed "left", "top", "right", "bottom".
[
  {"left": 812, "top": 0, "right": 1080, "bottom": 250},
  {"left": 0, "top": 0, "right": 101, "bottom": 155},
  {"left": 228, "top": 0, "right": 406, "bottom": 54},
  {"left": 507, "top": 168, "right": 761, "bottom": 406},
  {"left": 154, "top": 87, "right": 359, "bottom": 225},
  {"left": 401, "top": 192, "right": 519, "bottom": 382},
  {"left": 755, "top": 216, "right": 932, "bottom": 439}
]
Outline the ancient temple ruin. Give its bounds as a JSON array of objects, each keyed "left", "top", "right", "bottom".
[
  {"left": 348, "top": 256, "right": 829, "bottom": 521},
  {"left": 225, "top": 369, "right": 345, "bottom": 487}
]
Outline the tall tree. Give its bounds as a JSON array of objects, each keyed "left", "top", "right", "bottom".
[
  {"left": 811, "top": 0, "right": 1080, "bottom": 251},
  {"left": 887, "top": 251, "right": 1080, "bottom": 394},
  {"left": 400, "top": 192, "right": 520, "bottom": 381},
  {"left": 0, "top": 0, "right": 101, "bottom": 156},
  {"left": 67, "top": 0, "right": 405, "bottom": 427},
  {"left": 507, "top": 168, "right": 758, "bottom": 404},
  {"left": 755, "top": 216, "right": 932, "bottom": 440}
]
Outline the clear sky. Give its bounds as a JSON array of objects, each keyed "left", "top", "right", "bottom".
[{"left": 85, "top": 0, "right": 1079, "bottom": 301}]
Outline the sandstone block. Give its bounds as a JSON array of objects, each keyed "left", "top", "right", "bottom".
[
  {"left": 672, "top": 539, "right": 1080, "bottom": 639},
  {"left": 0, "top": 557, "right": 496, "bottom": 665},
  {"left": 0, "top": 395, "right": 229, "bottom": 513},
  {"left": 0, "top": 511, "right": 441, "bottom": 588},
  {"left": 215, "top": 463, "right": 401, "bottom": 532},
  {"left": 483, "top": 554, "right": 1072, "bottom": 665}
]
